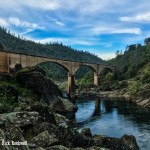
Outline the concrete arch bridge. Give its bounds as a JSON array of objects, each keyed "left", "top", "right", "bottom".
[{"left": 0, "top": 50, "right": 115, "bottom": 95}]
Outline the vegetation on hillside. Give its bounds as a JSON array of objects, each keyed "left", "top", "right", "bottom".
[
  {"left": 108, "top": 41, "right": 150, "bottom": 81},
  {"left": 0, "top": 26, "right": 104, "bottom": 79}
]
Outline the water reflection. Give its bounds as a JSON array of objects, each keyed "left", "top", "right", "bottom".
[
  {"left": 92, "top": 99, "right": 101, "bottom": 116},
  {"left": 74, "top": 98, "right": 150, "bottom": 150}
]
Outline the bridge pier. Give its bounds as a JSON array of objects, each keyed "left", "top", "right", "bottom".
[
  {"left": 67, "top": 73, "right": 76, "bottom": 96},
  {"left": 94, "top": 72, "right": 100, "bottom": 85},
  {"left": 0, "top": 51, "right": 9, "bottom": 73}
]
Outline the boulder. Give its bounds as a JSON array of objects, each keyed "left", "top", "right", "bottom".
[
  {"left": 135, "top": 89, "right": 150, "bottom": 107},
  {"left": 0, "top": 129, "right": 9, "bottom": 150},
  {"left": 47, "top": 145, "right": 69, "bottom": 150},
  {"left": 87, "top": 147, "right": 109, "bottom": 150},
  {"left": 121, "top": 134, "right": 139, "bottom": 150},
  {"left": 52, "top": 97, "right": 78, "bottom": 113},
  {"left": 0, "top": 111, "right": 39, "bottom": 127},
  {"left": 81, "top": 128, "right": 92, "bottom": 138},
  {"left": 16, "top": 67, "right": 62, "bottom": 103},
  {"left": 3, "top": 126, "right": 29, "bottom": 150},
  {"left": 53, "top": 113, "right": 69, "bottom": 126},
  {"left": 93, "top": 134, "right": 139, "bottom": 150},
  {"left": 72, "top": 148, "right": 85, "bottom": 150},
  {"left": 31, "top": 130, "right": 59, "bottom": 147},
  {"left": 29, "top": 103, "right": 57, "bottom": 125},
  {"left": 55, "top": 126, "right": 94, "bottom": 148}
]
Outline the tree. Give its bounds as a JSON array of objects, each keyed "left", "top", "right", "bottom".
[
  {"left": 0, "top": 43, "right": 5, "bottom": 50},
  {"left": 144, "top": 37, "right": 150, "bottom": 45}
]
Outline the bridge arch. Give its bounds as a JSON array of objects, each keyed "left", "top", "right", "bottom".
[
  {"left": 99, "top": 66, "right": 114, "bottom": 81},
  {"left": 36, "top": 61, "right": 70, "bottom": 73},
  {"left": 74, "top": 64, "right": 97, "bottom": 75}
]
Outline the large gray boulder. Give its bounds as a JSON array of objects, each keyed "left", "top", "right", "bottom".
[
  {"left": 47, "top": 145, "right": 69, "bottom": 150},
  {"left": 16, "top": 67, "right": 62, "bottom": 103},
  {"left": 0, "top": 111, "right": 39, "bottom": 127},
  {"left": 93, "top": 134, "right": 139, "bottom": 150},
  {"left": 31, "top": 130, "right": 59, "bottom": 147}
]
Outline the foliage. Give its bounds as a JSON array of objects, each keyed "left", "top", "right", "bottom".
[
  {"left": 144, "top": 37, "right": 150, "bottom": 45},
  {"left": 0, "top": 26, "right": 104, "bottom": 80},
  {"left": 128, "top": 81, "right": 141, "bottom": 96},
  {"left": 77, "top": 71, "right": 93, "bottom": 90},
  {"left": 108, "top": 40, "right": 150, "bottom": 80},
  {"left": 0, "top": 80, "right": 36, "bottom": 112},
  {"left": 139, "top": 63, "right": 150, "bottom": 84},
  {"left": 0, "top": 81, "right": 18, "bottom": 112}
]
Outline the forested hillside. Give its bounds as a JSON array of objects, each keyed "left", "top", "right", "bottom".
[
  {"left": 107, "top": 41, "right": 150, "bottom": 81},
  {"left": 0, "top": 27, "right": 103, "bottom": 63},
  {"left": 0, "top": 26, "right": 105, "bottom": 79}
]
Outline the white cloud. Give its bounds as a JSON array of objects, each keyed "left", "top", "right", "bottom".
[
  {"left": 91, "top": 26, "right": 141, "bottom": 35},
  {"left": 55, "top": 21, "right": 64, "bottom": 26},
  {"left": 120, "top": 12, "right": 150, "bottom": 23},
  {"left": 33, "top": 37, "right": 99, "bottom": 46},
  {"left": 0, "top": 17, "right": 44, "bottom": 34},
  {"left": 47, "top": 17, "right": 65, "bottom": 26},
  {"left": 8, "top": 17, "right": 44, "bottom": 29},
  {"left": 0, "top": 18, "right": 9, "bottom": 26},
  {"left": 0, "top": 0, "right": 60, "bottom": 10}
]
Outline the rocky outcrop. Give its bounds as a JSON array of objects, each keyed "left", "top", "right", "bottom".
[
  {"left": 31, "top": 130, "right": 59, "bottom": 147},
  {"left": 16, "top": 67, "right": 62, "bottom": 103},
  {"left": 0, "top": 111, "right": 39, "bottom": 127},
  {"left": 81, "top": 128, "right": 92, "bottom": 138},
  {"left": 93, "top": 134, "right": 139, "bottom": 150},
  {"left": 52, "top": 97, "right": 78, "bottom": 113},
  {"left": 135, "top": 89, "right": 150, "bottom": 108}
]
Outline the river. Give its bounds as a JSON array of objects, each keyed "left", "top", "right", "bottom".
[{"left": 74, "top": 98, "right": 150, "bottom": 150}]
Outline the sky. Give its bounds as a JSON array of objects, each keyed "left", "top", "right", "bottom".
[{"left": 0, "top": 0, "right": 150, "bottom": 60}]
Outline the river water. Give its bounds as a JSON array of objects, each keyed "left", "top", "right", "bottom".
[{"left": 75, "top": 98, "right": 150, "bottom": 150}]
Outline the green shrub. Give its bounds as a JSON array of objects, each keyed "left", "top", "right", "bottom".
[{"left": 128, "top": 81, "right": 141, "bottom": 96}]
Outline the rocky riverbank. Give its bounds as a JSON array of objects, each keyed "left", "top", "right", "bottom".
[
  {"left": 0, "top": 68, "right": 139, "bottom": 150},
  {"left": 78, "top": 80, "right": 150, "bottom": 109},
  {"left": 100, "top": 89, "right": 150, "bottom": 109}
]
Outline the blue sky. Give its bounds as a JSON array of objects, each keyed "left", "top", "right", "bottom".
[{"left": 0, "top": 0, "right": 150, "bottom": 60}]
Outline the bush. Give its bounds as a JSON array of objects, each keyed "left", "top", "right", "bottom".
[{"left": 128, "top": 81, "right": 141, "bottom": 96}]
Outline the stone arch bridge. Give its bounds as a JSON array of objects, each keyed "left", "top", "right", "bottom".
[{"left": 0, "top": 50, "right": 115, "bottom": 95}]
